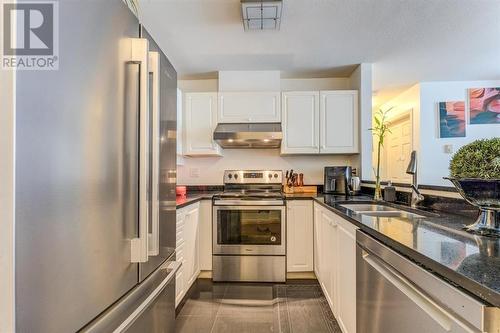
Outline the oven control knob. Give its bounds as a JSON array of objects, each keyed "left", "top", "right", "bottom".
[
  {"left": 274, "top": 173, "right": 278, "bottom": 178},
  {"left": 234, "top": 174, "right": 238, "bottom": 179},
  {"left": 270, "top": 236, "right": 277, "bottom": 242},
  {"left": 228, "top": 174, "right": 232, "bottom": 179},
  {"left": 268, "top": 174, "right": 272, "bottom": 179}
]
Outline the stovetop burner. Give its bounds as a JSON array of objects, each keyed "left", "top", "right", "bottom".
[{"left": 214, "top": 170, "right": 285, "bottom": 204}]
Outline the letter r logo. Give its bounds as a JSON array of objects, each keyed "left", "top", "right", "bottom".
[{"left": 3, "top": 2, "right": 54, "bottom": 56}]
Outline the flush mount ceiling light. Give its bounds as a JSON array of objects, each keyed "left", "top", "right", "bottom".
[{"left": 241, "top": 0, "right": 283, "bottom": 31}]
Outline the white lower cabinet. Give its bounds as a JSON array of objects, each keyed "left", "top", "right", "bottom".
[
  {"left": 198, "top": 200, "right": 212, "bottom": 271},
  {"left": 287, "top": 200, "right": 314, "bottom": 272},
  {"left": 320, "top": 207, "right": 337, "bottom": 313},
  {"left": 175, "top": 202, "right": 200, "bottom": 307},
  {"left": 335, "top": 215, "right": 358, "bottom": 333},
  {"left": 313, "top": 201, "right": 358, "bottom": 333}
]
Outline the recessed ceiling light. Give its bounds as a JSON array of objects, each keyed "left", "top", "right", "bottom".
[{"left": 241, "top": 0, "right": 283, "bottom": 31}]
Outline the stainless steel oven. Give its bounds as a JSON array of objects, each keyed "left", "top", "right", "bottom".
[
  {"left": 213, "top": 203, "right": 286, "bottom": 256},
  {"left": 212, "top": 170, "right": 286, "bottom": 282}
]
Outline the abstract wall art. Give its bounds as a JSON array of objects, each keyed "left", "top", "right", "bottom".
[
  {"left": 438, "top": 101, "right": 466, "bottom": 138},
  {"left": 469, "top": 88, "right": 500, "bottom": 124}
]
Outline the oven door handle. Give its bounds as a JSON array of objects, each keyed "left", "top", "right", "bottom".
[{"left": 257, "top": 226, "right": 271, "bottom": 233}]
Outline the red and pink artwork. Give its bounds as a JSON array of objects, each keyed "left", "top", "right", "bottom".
[{"left": 469, "top": 88, "right": 500, "bottom": 124}]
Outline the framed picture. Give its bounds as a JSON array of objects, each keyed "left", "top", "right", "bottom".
[
  {"left": 438, "top": 101, "right": 466, "bottom": 138},
  {"left": 469, "top": 88, "right": 500, "bottom": 124}
]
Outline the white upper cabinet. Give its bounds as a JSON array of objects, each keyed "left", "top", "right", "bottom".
[
  {"left": 184, "top": 92, "right": 222, "bottom": 156},
  {"left": 281, "top": 91, "right": 320, "bottom": 154},
  {"left": 320, "top": 90, "right": 359, "bottom": 154},
  {"left": 217, "top": 92, "right": 281, "bottom": 123}
]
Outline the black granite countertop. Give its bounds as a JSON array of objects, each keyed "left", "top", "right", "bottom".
[
  {"left": 176, "top": 192, "right": 220, "bottom": 208},
  {"left": 313, "top": 195, "right": 500, "bottom": 307},
  {"left": 176, "top": 191, "right": 499, "bottom": 306}
]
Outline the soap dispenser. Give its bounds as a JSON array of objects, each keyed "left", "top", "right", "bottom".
[{"left": 384, "top": 181, "right": 396, "bottom": 202}]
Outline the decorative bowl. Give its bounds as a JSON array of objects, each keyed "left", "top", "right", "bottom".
[{"left": 444, "top": 177, "right": 500, "bottom": 236}]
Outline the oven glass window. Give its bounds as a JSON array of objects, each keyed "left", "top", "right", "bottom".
[{"left": 217, "top": 210, "right": 282, "bottom": 245}]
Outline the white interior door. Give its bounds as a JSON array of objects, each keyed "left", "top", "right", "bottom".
[{"left": 384, "top": 115, "right": 412, "bottom": 183}]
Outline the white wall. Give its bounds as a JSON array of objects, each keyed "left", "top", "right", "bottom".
[
  {"left": 281, "top": 77, "right": 350, "bottom": 91},
  {"left": 373, "top": 80, "right": 500, "bottom": 186},
  {"left": 177, "top": 149, "right": 355, "bottom": 185},
  {"left": 178, "top": 79, "right": 218, "bottom": 92},
  {"left": 177, "top": 76, "right": 358, "bottom": 185},
  {"left": 179, "top": 77, "right": 351, "bottom": 92},
  {"left": 419, "top": 80, "right": 500, "bottom": 186},
  {"left": 349, "top": 63, "right": 373, "bottom": 180},
  {"left": 0, "top": 68, "right": 15, "bottom": 332}
]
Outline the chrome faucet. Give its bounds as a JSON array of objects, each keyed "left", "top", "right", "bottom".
[{"left": 406, "top": 150, "right": 424, "bottom": 208}]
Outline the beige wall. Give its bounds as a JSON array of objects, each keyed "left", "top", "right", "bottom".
[
  {"left": 0, "top": 68, "right": 15, "bottom": 332},
  {"left": 373, "top": 84, "right": 420, "bottom": 182}
]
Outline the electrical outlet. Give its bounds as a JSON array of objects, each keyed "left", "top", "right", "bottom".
[
  {"left": 443, "top": 144, "right": 454, "bottom": 154},
  {"left": 189, "top": 168, "right": 200, "bottom": 178}
]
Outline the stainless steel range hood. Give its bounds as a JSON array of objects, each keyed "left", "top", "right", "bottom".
[{"left": 213, "top": 123, "right": 282, "bottom": 149}]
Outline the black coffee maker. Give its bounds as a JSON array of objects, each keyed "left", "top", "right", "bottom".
[{"left": 324, "top": 166, "right": 352, "bottom": 194}]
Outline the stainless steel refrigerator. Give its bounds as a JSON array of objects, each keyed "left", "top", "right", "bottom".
[{"left": 15, "top": 1, "right": 178, "bottom": 332}]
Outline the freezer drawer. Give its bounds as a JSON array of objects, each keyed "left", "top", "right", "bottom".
[
  {"left": 356, "top": 231, "right": 499, "bottom": 333},
  {"left": 82, "top": 259, "right": 180, "bottom": 333},
  {"left": 124, "top": 278, "right": 176, "bottom": 333}
]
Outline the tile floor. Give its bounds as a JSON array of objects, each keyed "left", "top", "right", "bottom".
[{"left": 175, "top": 279, "right": 341, "bottom": 333}]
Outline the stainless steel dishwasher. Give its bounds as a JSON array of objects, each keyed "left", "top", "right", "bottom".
[{"left": 356, "top": 231, "right": 500, "bottom": 333}]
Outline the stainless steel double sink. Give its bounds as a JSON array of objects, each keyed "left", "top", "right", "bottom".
[{"left": 340, "top": 203, "right": 425, "bottom": 219}]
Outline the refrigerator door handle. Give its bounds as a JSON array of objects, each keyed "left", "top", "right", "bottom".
[
  {"left": 113, "top": 261, "right": 182, "bottom": 333},
  {"left": 148, "top": 51, "right": 160, "bottom": 257},
  {"left": 129, "top": 38, "right": 150, "bottom": 263}
]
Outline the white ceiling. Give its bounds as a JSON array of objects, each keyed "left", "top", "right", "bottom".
[{"left": 138, "top": 0, "right": 500, "bottom": 103}]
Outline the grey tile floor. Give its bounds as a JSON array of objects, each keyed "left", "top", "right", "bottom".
[{"left": 175, "top": 279, "right": 342, "bottom": 333}]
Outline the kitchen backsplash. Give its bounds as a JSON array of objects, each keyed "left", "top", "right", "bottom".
[{"left": 177, "top": 149, "right": 358, "bottom": 185}]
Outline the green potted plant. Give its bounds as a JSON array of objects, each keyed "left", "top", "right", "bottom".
[
  {"left": 445, "top": 138, "right": 500, "bottom": 235},
  {"left": 370, "top": 108, "right": 392, "bottom": 200}
]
